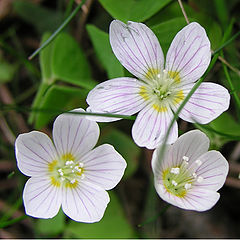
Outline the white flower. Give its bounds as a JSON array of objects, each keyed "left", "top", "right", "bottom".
[
  {"left": 15, "top": 109, "right": 126, "bottom": 223},
  {"left": 86, "top": 20, "right": 230, "bottom": 149},
  {"left": 151, "top": 130, "right": 229, "bottom": 211}
]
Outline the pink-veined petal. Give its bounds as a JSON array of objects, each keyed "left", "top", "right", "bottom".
[
  {"left": 180, "top": 82, "right": 230, "bottom": 124},
  {"left": 153, "top": 182, "right": 187, "bottom": 209},
  {"left": 23, "top": 177, "right": 62, "bottom": 219},
  {"left": 169, "top": 130, "right": 210, "bottom": 168},
  {"left": 183, "top": 188, "right": 220, "bottom": 211},
  {"left": 81, "top": 144, "right": 126, "bottom": 190},
  {"left": 110, "top": 20, "right": 164, "bottom": 81},
  {"left": 154, "top": 182, "right": 220, "bottom": 211},
  {"left": 15, "top": 131, "right": 57, "bottom": 177},
  {"left": 151, "top": 144, "right": 171, "bottom": 175},
  {"left": 62, "top": 181, "right": 109, "bottom": 223},
  {"left": 194, "top": 150, "right": 229, "bottom": 191},
  {"left": 86, "top": 77, "right": 147, "bottom": 122},
  {"left": 52, "top": 108, "right": 99, "bottom": 159},
  {"left": 165, "top": 22, "right": 211, "bottom": 85},
  {"left": 132, "top": 105, "right": 178, "bottom": 149}
]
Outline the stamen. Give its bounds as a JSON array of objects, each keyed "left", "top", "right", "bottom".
[
  {"left": 170, "top": 167, "right": 180, "bottom": 174},
  {"left": 157, "top": 73, "right": 161, "bottom": 78},
  {"left": 197, "top": 176, "right": 204, "bottom": 183},
  {"left": 192, "top": 172, "right": 197, "bottom": 178},
  {"left": 61, "top": 177, "right": 65, "bottom": 181},
  {"left": 195, "top": 159, "right": 202, "bottom": 166},
  {"left": 58, "top": 168, "right": 64, "bottom": 176},
  {"left": 182, "top": 156, "right": 189, "bottom": 162},
  {"left": 172, "top": 180, "right": 178, "bottom": 186},
  {"left": 70, "top": 179, "right": 76, "bottom": 184},
  {"left": 184, "top": 183, "right": 191, "bottom": 190},
  {"left": 80, "top": 174, "right": 85, "bottom": 180},
  {"left": 65, "top": 160, "right": 74, "bottom": 166},
  {"left": 78, "top": 162, "right": 84, "bottom": 167}
]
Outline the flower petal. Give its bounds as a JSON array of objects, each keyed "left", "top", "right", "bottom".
[
  {"left": 23, "top": 177, "right": 62, "bottom": 218},
  {"left": 169, "top": 130, "right": 210, "bottom": 167},
  {"left": 151, "top": 144, "right": 171, "bottom": 175},
  {"left": 15, "top": 131, "right": 57, "bottom": 177},
  {"left": 86, "top": 77, "right": 147, "bottom": 122},
  {"left": 110, "top": 20, "right": 164, "bottom": 81},
  {"left": 180, "top": 83, "right": 230, "bottom": 124},
  {"left": 183, "top": 188, "right": 220, "bottom": 211},
  {"left": 52, "top": 108, "right": 99, "bottom": 159},
  {"left": 165, "top": 22, "right": 211, "bottom": 85},
  {"left": 194, "top": 150, "right": 229, "bottom": 191},
  {"left": 154, "top": 182, "right": 220, "bottom": 211},
  {"left": 132, "top": 105, "right": 178, "bottom": 149},
  {"left": 81, "top": 144, "right": 126, "bottom": 190},
  {"left": 62, "top": 181, "right": 110, "bottom": 223}
]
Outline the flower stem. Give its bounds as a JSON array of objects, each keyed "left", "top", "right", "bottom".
[
  {"left": 0, "top": 215, "right": 27, "bottom": 228},
  {"left": 1, "top": 104, "right": 136, "bottom": 121},
  {"left": 177, "top": 0, "right": 189, "bottom": 24},
  {"left": 221, "top": 51, "right": 240, "bottom": 118},
  {"left": 137, "top": 205, "right": 170, "bottom": 227},
  {"left": 159, "top": 54, "right": 219, "bottom": 164},
  {"left": 28, "top": 0, "right": 87, "bottom": 60}
]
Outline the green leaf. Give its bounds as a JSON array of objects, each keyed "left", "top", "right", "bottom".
[
  {"left": 146, "top": 1, "right": 192, "bottom": 26},
  {"left": 195, "top": 112, "right": 240, "bottom": 149},
  {"left": 193, "top": 13, "right": 222, "bottom": 50},
  {"left": 151, "top": 17, "right": 190, "bottom": 55},
  {"left": 36, "top": 210, "right": 65, "bottom": 237},
  {"left": 0, "top": 60, "right": 16, "bottom": 83},
  {"left": 209, "top": 112, "right": 240, "bottom": 137},
  {"left": 99, "top": 128, "right": 139, "bottom": 178},
  {"left": 51, "top": 32, "right": 96, "bottom": 89},
  {"left": 86, "top": 24, "right": 124, "bottom": 78},
  {"left": 13, "top": 0, "right": 62, "bottom": 34},
  {"left": 34, "top": 84, "right": 88, "bottom": 129},
  {"left": 31, "top": 31, "right": 97, "bottom": 127},
  {"left": 40, "top": 32, "right": 54, "bottom": 82},
  {"left": 99, "top": 0, "right": 172, "bottom": 22},
  {"left": 64, "top": 191, "right": 137, "bottom": 238}
]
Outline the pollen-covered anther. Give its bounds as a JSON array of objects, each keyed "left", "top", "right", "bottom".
[
  {"left": 78, "top": 162, "right": 84, "bottom": 168},
  {"left": 74, "top": 166, "right": 82, "bottom": 172},
  {"left": 197, "top": 176, "right": 204, "bottom": 183},
  {"left": 70, "top": 179, "right": 76, "bottom": 184},
  {"left": 172, "top": 180, "right": 178, "bottom": 186},
  {"left": 195, "top": 159, "right": 202, "bottom": 166},
  {"left": 58, "top": 168, "right": 64, "bottom": 176},
  {"left": 182, "top": 156, "right": 189, "bottom": 162},
  {"left": 170, "top": 167, "right": 180, "bottom": 174},
  {"left": 65, "top": 160, "right": 74, "bottom": 166},
  {"left": 184, "top": 183, "right": 191, "bottom": 190},
  {"left": 80, "top": 173, "right": 85, "bottom": 180},
  {"left": 192, "top": 172, "right": 197, "bottom": 178}
]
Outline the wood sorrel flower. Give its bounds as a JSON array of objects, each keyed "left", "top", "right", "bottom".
[
  {"left": 15, "top": 109, "right": 126, "bottom": 222},
  {"left": 152, "top": 130, "right": 229, "bottom": 211},
  {"left": 87, "top": 20, "right": 230, "bottom": 149}
]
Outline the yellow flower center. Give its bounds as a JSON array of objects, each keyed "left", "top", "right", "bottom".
[
  {"left": 48, "top": 153, "right": 85, "bottom": 188},
  {"left": 162, "top": 156, "right": 204, "bottom": 197}
]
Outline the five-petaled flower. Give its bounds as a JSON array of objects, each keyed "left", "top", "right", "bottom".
[
  {"left": 15, "top": 109, "right": 126, "bottom": 222},
  {"left": 87, "top": 20, "right": 230, "bottom": 149},
  {"left": 151, "top": 130, "right": 229, "bottom": 211}
]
